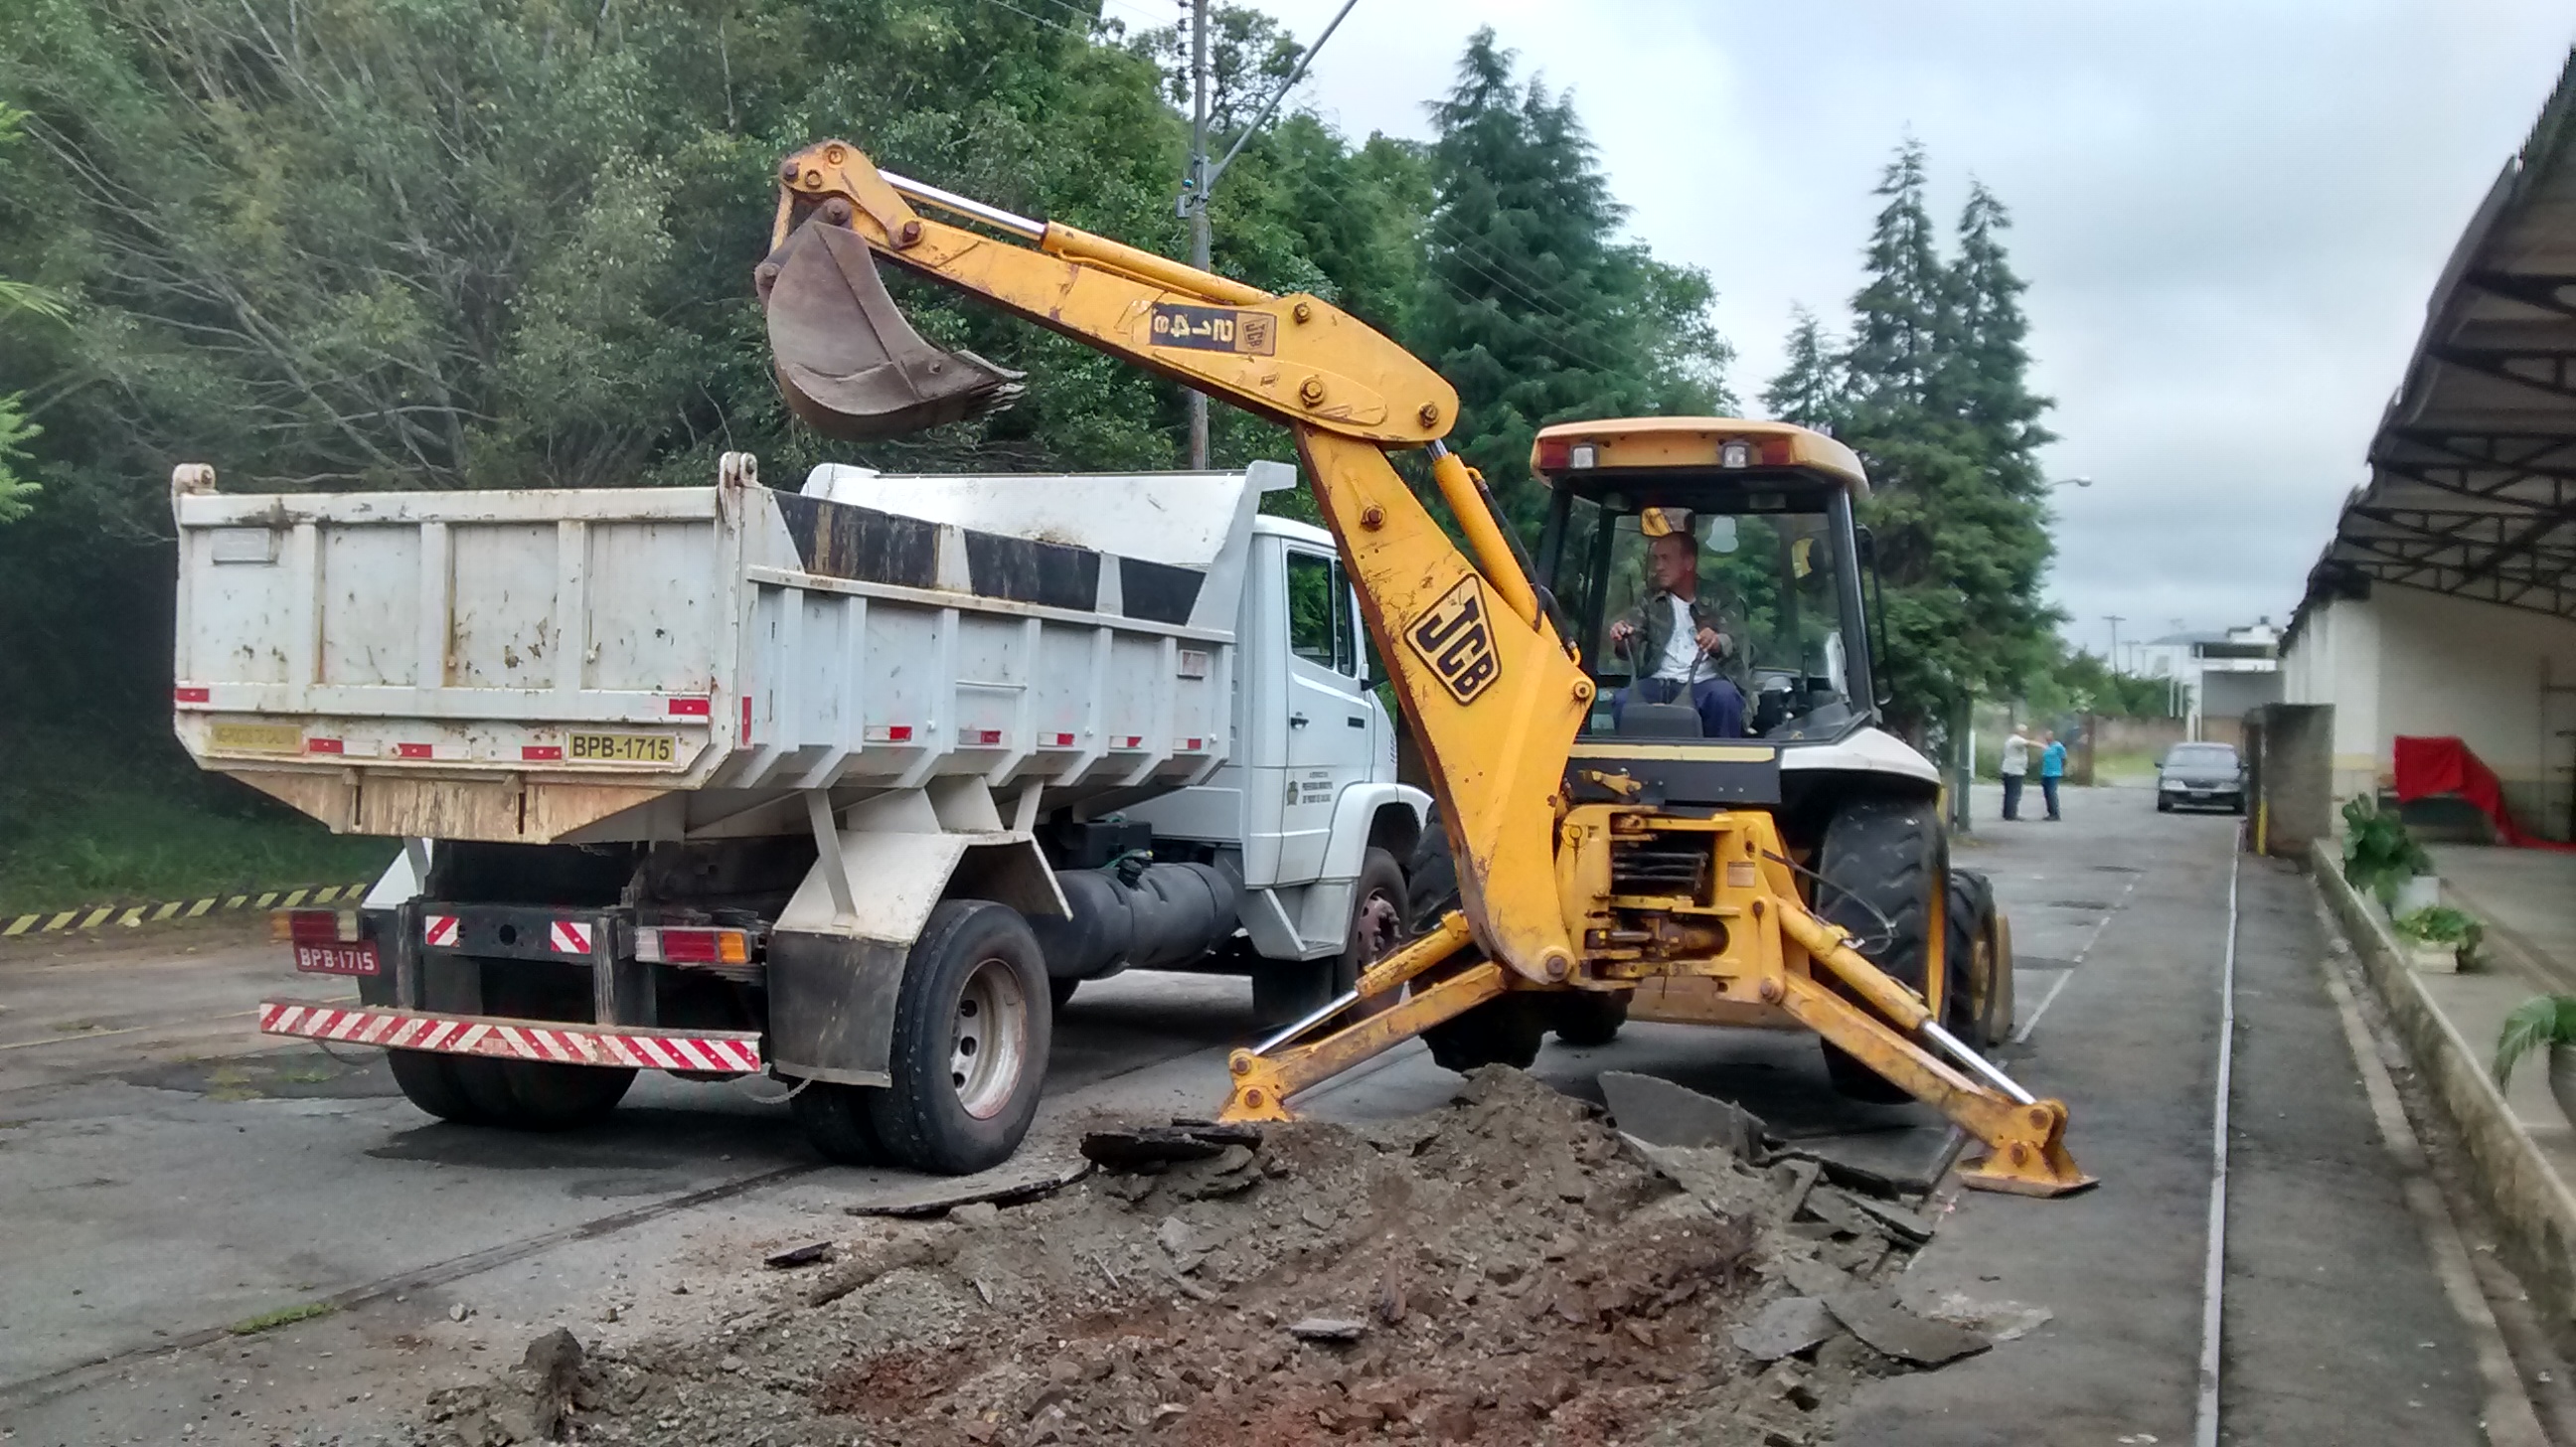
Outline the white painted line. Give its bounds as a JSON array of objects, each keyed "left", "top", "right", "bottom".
[
  {"left": 2193, "top": 825, "right": 2242, "bottom": 1447},
  {"left": 2009, "top": 969, "right": 2075, "bottom": 1045},
  {"left": 2311, "top": 895, "right": 2550, "bottom": 1447}
]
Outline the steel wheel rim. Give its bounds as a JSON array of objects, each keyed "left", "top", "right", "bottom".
[
  {"left": 1352, "top": 886, "right": 1402, "bottom": 963},
  {"left": 1964, "top": 928, "right": 1995, "bottom": 1029},
  {"left": 950, "top": 955, "right": 1029, "bottom": 1120}
]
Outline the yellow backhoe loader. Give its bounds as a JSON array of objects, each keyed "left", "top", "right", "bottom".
[{"left": 756, "top": 140, "right": 2092, "bottom": 1197}]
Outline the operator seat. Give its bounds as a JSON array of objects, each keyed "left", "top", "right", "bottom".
[{"left": 1616, "top": 702, "right": 1704, "bottom": 738}]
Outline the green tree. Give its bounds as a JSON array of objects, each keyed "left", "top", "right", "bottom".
[
  {"left": 1412, "top": 28, "right": 1732, "bottom": 531},
  {"left": 0, "top": 102, "right": 64, "bottom": 523},
  {"left": 1810, "top": 140, "right": 2056, "bottom": 735},
  {"left": 1761, "top": 305, "right": 1846, "bottom": 430}
]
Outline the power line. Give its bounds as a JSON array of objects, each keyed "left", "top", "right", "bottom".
[
  {"left": 1429, "top": 224, "right": 1595, "bottom": 334},
  {"left": 981, "top": 0, "right": 1099, "bottom": 42},
  {"left": 1426, "top": 218, "right": 1604, "bottom": 332}
]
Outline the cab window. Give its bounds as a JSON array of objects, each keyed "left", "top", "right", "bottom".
[{"left": 1285, "top": 549, "right": 1355, "bottom": 675}]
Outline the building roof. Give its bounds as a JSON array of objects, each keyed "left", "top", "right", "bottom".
[{"left": 2294, "top": 45, "right": 2576, "bottom": 637}]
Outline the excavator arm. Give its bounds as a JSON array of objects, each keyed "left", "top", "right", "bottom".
[{"left": 761, "top": 140, "right": 1589, "bottom": 988}]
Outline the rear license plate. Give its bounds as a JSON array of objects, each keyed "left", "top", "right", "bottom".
[
  {"left": 210, "top": 722, "right": 303, "bottom": 753},
  {"left": 294, "top": 942, "right": 381, "bottom": 977},
  {"left": 566, "top": 732, "right": 676, "bottom": 763}
]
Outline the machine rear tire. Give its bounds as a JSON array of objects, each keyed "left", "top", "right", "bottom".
[
  {"left": 388, "top": 1048, "right": 488, "bottom": 1125},
  {"left": 1252, "top": 848, "right": 1406, "bottom": 1028},
  {"left": 429, "top": 969, "right": 635, "bottom": 1130},
  {"left": 1812, "top": 795, "right": 1945, "bottom": 1104},
  {"left": 1551, "top": 993, "right": 1630, "bottom": 1047},
  {"left": 866, "top": 899, "right": 1051, "bottom": 1176},
  {"left": 792, "top": 1080, "right": 889, "bottom": 1165},
  {"left": 1404, "top": 810, "right": 1549, "bottom": 1072}
]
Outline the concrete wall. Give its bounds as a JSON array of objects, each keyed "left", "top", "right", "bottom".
[
  {"left": 2246, "top": 704, "right": 2333, "bottom": 856},
  {"left": 2283, "top": 586, "right": 2576, "bottom": 839},
  {"left": 2200, "top": 669, "right": 2282, "bottom": 745}
]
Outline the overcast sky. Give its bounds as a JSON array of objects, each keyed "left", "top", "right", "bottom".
[{"left": 1219, "top": 0, "right": 2574, "bottom": 661}]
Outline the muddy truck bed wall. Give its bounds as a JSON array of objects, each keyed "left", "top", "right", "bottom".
[{"left": 169, "top": 455, "right": 1277, "bottom": 845}]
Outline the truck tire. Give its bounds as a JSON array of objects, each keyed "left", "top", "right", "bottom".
[
  {"left": 1811, "top": 795, "right": 1945, "bottom": 1104},
  {"left": 866, "top": 899, "right": 1050, "bottom": 1176},
  {"left": 1252, "top": 848, "right": 1406, "bottom": 1028},
  {"left": 1943, "top": 869, "right": 2014, "bottom": 1052},
  {"left": 792, "top": 1081, "right": 889, "bottom": 1166},
  {"left": 388, "top": 1048, "right": 488, "bottom": 1125},
  {"left": 441, "top": 971, "right": 635, "bottom": 1131},
  {"left": 1404, "top": 811, "right": 1548, "bottom": 1072}
]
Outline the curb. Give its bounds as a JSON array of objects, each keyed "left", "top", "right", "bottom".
[
  {"left": 2310, "top": 841, "right": 2576, "bottom": 1333},
  {"left": 1, "top": 882, "right": 375, "bottom": 938}
]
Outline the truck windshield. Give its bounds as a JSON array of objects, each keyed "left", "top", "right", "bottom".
[{"left": 1545, "top": 493, "right": 1859, "bottom": 740}]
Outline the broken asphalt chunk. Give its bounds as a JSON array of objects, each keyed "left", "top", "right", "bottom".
[
  {"left": 1731, "top": 1296, "right": 1839, "bottom": 1363},
  {"left": 1079, "top": 1123, "right": 1262, "bottom": 1171},
  {"left": 846, "top": 1156, "right": 1090, "bottom": 1218},
  {"left": 1287, "top": 1317, "right": 1368, "bottom": 1344},
  {"left": 762, "top": 1240, "right": 835, "bottom": 1270},
  {"left": 1820, "top": 1288, "right": 1991, "bottom": 1367},
  {"left": 1600, "top": 1070, "right": 1770, "bottom": 1159}
]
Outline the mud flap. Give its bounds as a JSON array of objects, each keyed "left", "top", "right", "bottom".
[{"left": 759, "top": 218, "right": 1025, "bottom": 438}]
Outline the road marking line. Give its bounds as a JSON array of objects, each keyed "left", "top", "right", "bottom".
[
  {"left": 2008, "top": 969, "right": 2075, "bottom": 1045},
  {"left": 2312, "top": 894, "right": 2550, "bottom": 1447},
  {"left": 2192, "top": 826, "right": 2242, "bottom": 1447}
]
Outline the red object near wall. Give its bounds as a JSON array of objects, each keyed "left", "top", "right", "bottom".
[{"left": 2391, "top": 735, "right": 2576, "bottom": 851}]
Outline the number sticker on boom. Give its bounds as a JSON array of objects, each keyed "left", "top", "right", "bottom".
[
  {"left": 1148, "top": 303, "right": 1277, "bottom": 356},
  {"left": 1406, "top": 575, "right": 1501, "bottom": 705}
]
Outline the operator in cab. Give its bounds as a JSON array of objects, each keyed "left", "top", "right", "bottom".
[{"left": 1607, "top": 525, "right": 1746, "bottom": 737}]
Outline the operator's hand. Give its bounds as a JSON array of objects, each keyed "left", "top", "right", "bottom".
[
  {"left": 1695, "top": 626, "right": 1728, "bottom": 657},
  {"left": 1609, "top": 619, "right": 1637, "bottom": 652}
]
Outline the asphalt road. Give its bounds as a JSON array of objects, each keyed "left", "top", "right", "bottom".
[{"left": 0, "top": 785, "right": 2535, "bottom": 1444}]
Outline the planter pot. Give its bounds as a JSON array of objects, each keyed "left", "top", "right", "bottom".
[
  {"left": 2549, "top": 1045, "right": 2576, "bottom": 1127},
  {"left": 2405, "top": 938, "right": 2463, "bottom": 974},
  {"left": 2388, "top": 875, "right": 2442, "bottom": 919}
]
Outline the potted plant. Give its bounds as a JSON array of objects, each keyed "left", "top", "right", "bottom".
[
  {"left": 2393, "top": 904, "right": 2484, "bottom": 973},
  {"left": 2496, "top": 996, "right": 2576, "bottom": 1124},
  {"left": 2341, "top": 797, "right": 2434, "bottom": 912}
]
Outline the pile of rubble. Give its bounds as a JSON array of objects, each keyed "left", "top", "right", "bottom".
[{"left": 414, "top": 1068, "right": 2026, "bottom": 1447}]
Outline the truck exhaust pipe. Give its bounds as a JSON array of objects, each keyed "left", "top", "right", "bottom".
[{"left": 756, "top": 216, "right": 1024, "bottom": 439}]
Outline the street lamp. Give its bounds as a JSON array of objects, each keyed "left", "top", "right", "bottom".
[{"left": 2050, "top": 476, "right": 2094, "bottom": 489}]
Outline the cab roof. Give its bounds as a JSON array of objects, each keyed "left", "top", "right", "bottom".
[{"left": 1530, "top": 417, "right": 1869, "bottom": 502}]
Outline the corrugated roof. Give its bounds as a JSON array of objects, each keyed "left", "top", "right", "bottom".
[{"left": 2293, "top": 45, "right": 2576, "bottom": 639}]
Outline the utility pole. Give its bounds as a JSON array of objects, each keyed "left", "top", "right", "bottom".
[
  {"left": 1174, "top": 0, "right": 1361, "bottom": 470},
  {"left": 1184, "top": 0, "right": 1211, "bottom": 468},
  {"left": 2103, "top": 614, "right": 2124, "bottom": 674}
]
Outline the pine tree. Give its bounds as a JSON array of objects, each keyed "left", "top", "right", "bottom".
[
  {"left": 1761, "top": 305, "right": 1846, "bottom": 430},
  {"left": 1413, "top": 28, "right": 1731, "bottom": 528},
  {"left": 1828, "top": 141, "right": 2057, "bottom": 734}
]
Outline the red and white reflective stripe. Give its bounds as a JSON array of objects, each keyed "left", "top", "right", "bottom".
[
  {"left": 258, "top": 1001, "right": 761, "bottom": 1073},
  {"left": 668, "top": 696, "right": 712, "bottom": 718},
  {"left": 549, "top": 919, "right": 595, "bottom": 955},
  {"left": 964, "top": 728, "right": 1003, "bottom": 746},
  {"left": 863, "top": 724, "right": 915, "bottom": 743},
  {"left": 174, "top": 686, "right": 212, "bottom": 706},
  {"left": 1046, "top": 732, "right": 1075, "bottom": 747},
  {"left": 1114, "top": 734, "right": 1143, "bottom": 749},
  {"left": 423, "top": 914, "right": 461, "bottom": 947}
]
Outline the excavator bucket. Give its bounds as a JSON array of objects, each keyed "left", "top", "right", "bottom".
[{"left": 758, "top": 218, "right": 1025, "bottom": 439}]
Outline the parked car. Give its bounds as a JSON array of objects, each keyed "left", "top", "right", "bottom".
[{"left": 2157, "top": 742, "right": 2247, "bottom": 814}]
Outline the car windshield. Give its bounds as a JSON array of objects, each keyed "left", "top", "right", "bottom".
[
  {"left": 2167, "top": 745, "right": 2237, "bottom": 770},
  {"left": 1545, "top": 494, "right": 1859, "bottom": 740}
]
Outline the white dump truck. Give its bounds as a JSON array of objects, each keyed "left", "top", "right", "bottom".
[{"left": 174, "top": 453, "right": 1427, "bottom": 1172}]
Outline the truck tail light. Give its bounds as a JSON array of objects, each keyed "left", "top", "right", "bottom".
[
  {"left": 635, "top": 927, "right": 752, "bottom": 966},
  {"left": 272, "top": 907, "right": 361, "bottom": 944}
]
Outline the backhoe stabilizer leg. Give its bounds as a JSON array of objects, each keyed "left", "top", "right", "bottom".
[
  {"left": 1775, "top": 964, "right": 2097, "bottom": 1199},
  {"left": 1222, "top": 922, "right": 1499, "bottom": 1122}
]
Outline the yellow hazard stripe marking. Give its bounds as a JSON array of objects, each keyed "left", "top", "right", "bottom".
[{"left": 0, "top": 882, "right": 371, "bottom": 937}]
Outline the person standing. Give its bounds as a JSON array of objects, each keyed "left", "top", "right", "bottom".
[
  {"left": 1608, "top": 529, "right": 1745, "bottom": 738},
  {"left": 1999, "top": 724, "right": 2030, "bottom": 821},
  {"left": 2039, "top": 730, "right": 2068, "bottom": 821}
]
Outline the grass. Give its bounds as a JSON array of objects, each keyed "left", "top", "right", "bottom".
[
  {"left": 227, "top": 1300, "right": 336, "bottom": 1336},
  {"left": 0, "top": 724, "right": 396, "bottom": 917}
]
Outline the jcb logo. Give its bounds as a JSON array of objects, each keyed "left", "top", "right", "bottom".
[{"left": 1407, "top": 575, "right": 1501, "bottom": 705}]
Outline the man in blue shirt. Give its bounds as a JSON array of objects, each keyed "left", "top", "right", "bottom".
[{"left": 2039, "top": 731, "right": 2068, "bottom": 821}]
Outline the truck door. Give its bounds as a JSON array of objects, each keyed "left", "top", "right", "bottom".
[{"left": 1274, "top": 545, "right": 1373, "bottom": 883}]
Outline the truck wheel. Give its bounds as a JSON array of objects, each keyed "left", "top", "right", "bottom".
[
  {"left": 1403, "top": 813, "right": 1548, "bottom": 1071},
  {"left": 1252, "top": 848, "right": 1406, "bottom": 1028},
  {"left": 1943, "top": 869, "right": 2014, "bottom": 1051},
  {"left": 493, "top": 1059, "right": 636, "bottom": 1130},
  {"left": 1812, "top": 796, "right": 1944, "bottom": 1104},
  {"left": 792, "top": 1081, "right": 888, "bottom": 1165},
  {"left": 867, "top": 900, "right": 1050, "bottom": 1176},
  {"left": 1552, "top": 992, "right": 1630, "bottom": 1047},
  {"left": 388, "top": 1049, "right": 488, "bottom": 1124}
]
